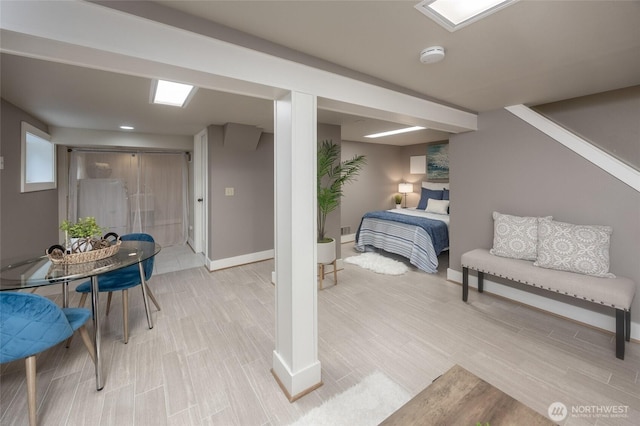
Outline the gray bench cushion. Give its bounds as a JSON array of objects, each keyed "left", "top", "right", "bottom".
[{"left": 461, "top": 249, "right": 635, "bottom": 311}]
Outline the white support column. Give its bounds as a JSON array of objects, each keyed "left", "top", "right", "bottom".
[{"left": 272, "top": 91, "right": 322, "bottom": 401}]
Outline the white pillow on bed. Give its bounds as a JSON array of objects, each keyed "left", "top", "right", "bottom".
[{"left": 425, "top": 199, "right": 449, "bottom": 215}]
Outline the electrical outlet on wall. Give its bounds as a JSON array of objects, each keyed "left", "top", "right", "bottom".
[
  {"left": 225, "top": 187, "right": 234, "bottom": 196},
  {"left": 0, "top": 156, "right": 4, "bottom": 170}
]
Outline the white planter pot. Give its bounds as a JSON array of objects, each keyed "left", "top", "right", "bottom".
[
  {"left": 317, "top": 238, "right": 336, "bottom": 264},
  {"left": 395, "top": 204, "right": 402, "bottom": 209},
  {"left": 70, "top": 237, "right": 94, "bottom": 253}
]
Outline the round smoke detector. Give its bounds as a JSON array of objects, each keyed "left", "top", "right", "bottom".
[{"left": 419, "top": 46, "right": 445, "bottom": 64}]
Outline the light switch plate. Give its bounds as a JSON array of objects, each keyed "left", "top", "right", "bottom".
[{"left": 225, "top": 187, "right": 234, "bottom": 196}]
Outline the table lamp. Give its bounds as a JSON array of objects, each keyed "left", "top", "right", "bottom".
[{"left": 398, "top": 183, "right": 414, "bottom": 208}]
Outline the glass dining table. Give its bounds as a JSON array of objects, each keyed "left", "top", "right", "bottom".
[{"left": 0, "top": 240, "right": 161, "bottom": 391}]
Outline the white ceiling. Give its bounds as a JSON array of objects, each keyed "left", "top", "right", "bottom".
[{"left": 2, "top": 1, "right": 639, "bottom": 146}]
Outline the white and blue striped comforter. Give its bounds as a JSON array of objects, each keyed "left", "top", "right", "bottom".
[{"left": 354, "top": 209, "right": 449, "bottom": 273}]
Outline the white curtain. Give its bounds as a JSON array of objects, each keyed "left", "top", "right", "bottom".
[{"left": 68, "top": 150, "right": 189, "bottom": 247}]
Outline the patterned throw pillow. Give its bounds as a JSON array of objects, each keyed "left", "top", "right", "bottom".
[
  {"left": 490, "top": 212, "right": 545, "bottom": 261},
  {"left": 534, "top": 218, "right": 615, "bottom": 278}
]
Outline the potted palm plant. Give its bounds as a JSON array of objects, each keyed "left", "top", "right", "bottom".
[{"left": 317, "top": 140, "right": 366, "bottom": 264}]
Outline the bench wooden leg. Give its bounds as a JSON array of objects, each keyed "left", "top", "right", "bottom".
[
  {"left": 462, "top": 268, "right": 482, "bottom": 301},
  {"left": 462, "top": 267, "right": 469, "bottom": 302},
  {"left": 616, "top": 309, "right": 625, "bottom": 360},
  {"left": 625, "top": 310, "right": 631, "bottom": 342}
]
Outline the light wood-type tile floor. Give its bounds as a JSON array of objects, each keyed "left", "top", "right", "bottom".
[
  {"left": 1, "top": 244, "right": 638, "bottom": 425},
  {"left": 154, "top": 244, "right": 206, "bottom": 275}
]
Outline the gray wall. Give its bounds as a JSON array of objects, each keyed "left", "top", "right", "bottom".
[
  {"left": 0, "top": 100, "right": 59, "bottom": 261},
  {"left": 399, "top": 142, "right": 449, "bottom": 205},
  {"left": 340, "top": 140, "right": 450, "bottom": 234},
  {"left": 205, "top": 123, "right": 343, "bottom": 261},
  {"left": 450, "top": 107, "right": 640, "bottom": 321},
  {"left": 341, "top": 141, "right": 403, "bottom": 234},
  {"left": 207, "top": 125, "right": 274, "bottom": 261},
  {"left": 535, "top": 85, "right": 640, "bottom": 170}
]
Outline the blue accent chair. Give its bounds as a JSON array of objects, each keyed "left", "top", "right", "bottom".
[
  {"left": 0, "top": 292, "right": 95, "bottom": 426},
  {"left": 75, "top": 233, "right": 160, "bottom": 344}
]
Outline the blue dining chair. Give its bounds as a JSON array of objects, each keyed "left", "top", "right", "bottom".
[
  {"left": 0, "top": 292, "right": 95, "bottom": 426},
  {"left": 75, "top": 233, "right": 161, "bottom": 344}
]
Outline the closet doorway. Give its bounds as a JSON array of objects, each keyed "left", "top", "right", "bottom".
[{"left": 67, "top": 149, "right": 189, "bottom": 248}]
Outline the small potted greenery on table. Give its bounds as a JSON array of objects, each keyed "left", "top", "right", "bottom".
[
  {"left": 393, "top": 194, "right": 403, "bottom": 208},
  {"left": 60, "top": 217, "right": 105, "bottom": 253}
]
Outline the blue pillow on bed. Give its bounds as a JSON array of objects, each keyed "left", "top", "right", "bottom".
[
  {"left": 417, "top": 188, "right": 443, "bottom": 210},
  {"left": 442, "top": 189, "right": 449, "bottom": 200}
]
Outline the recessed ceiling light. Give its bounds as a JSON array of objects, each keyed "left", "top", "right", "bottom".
[
  {"left": 415, "top": 0, "right": 517, "bottom": 32},
  {"left": 365, "top": 126, "right": 426, "bottom": 139},
  {"left": 151, "top": 79, "right": 197, "bottom": 107},
  {"left": 119, "top": 125, "right": 134, "bottom": 130}
]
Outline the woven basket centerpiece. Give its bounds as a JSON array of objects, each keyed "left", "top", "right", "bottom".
[{"left": 47, "top": 237, "right": 121, "bottom": 265}]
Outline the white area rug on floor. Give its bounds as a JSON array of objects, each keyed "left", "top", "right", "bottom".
[
  {"left": 344, "top": 252, "right": 409, "bottom": 275},
  {"left": 289, "top": 371, "right": 410, "bottom": 426}
]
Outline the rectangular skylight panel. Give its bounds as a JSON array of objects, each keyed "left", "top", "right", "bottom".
[
  {"left": 152, "top": 79, "right": 195, "bottom": 107},
  {"left": 429, "top": 0, "right": 509, "bottom": 25},
  {"left": 415, "top": 0, "right": 516, "bottom": 31}
]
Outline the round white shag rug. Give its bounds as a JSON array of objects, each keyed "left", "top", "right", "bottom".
[{"left": 344, "top": 252, "right": 409, "bottom": 275}]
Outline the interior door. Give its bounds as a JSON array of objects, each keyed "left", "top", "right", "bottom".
[{"left": 192, "top": 128, "right": 208, "bottom": 257}]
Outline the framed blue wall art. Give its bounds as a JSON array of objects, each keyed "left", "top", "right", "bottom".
[{"left": 427, "top": 142, "right": 449, "bottom": 181}]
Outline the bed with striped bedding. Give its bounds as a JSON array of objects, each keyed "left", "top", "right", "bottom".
[{"left": 354, "top": 208, "right": 449, "bottom": 273}]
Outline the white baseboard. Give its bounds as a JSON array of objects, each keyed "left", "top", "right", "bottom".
[
  {"left": 207, "top": 249, "right": 274, "bottom": 271},
  {"left": 216, "top": 239, "right": 354, "bottom": 277},
  {"left": 272, "top": 350, "right": 322, "bottom": 400},
  {"left": 447, "top": 268, "right": 639, "bottom": 341},
  {"left": 341, "top": 233, "right": 356, "bottom": 243}
]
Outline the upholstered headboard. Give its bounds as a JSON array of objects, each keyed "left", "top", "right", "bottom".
[{"left": 422, "top": 181, "right": 449, "bottom": 190}]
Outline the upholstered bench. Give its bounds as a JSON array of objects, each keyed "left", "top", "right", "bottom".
[{"left": 461, "top": 248, "right": 636, "bottom": 360}]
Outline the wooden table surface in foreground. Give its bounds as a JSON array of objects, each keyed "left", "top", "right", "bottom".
[{"left": 380, "top": 364, "right": 555, "bottom": 425}]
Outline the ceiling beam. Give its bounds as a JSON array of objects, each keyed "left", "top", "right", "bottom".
[{"left": 0, "top": 0, "right": 477, "bottom": 134}]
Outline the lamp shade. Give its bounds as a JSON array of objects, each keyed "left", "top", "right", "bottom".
[{"left": 398, "top": 183, "right": 414, "bottom": 193}]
